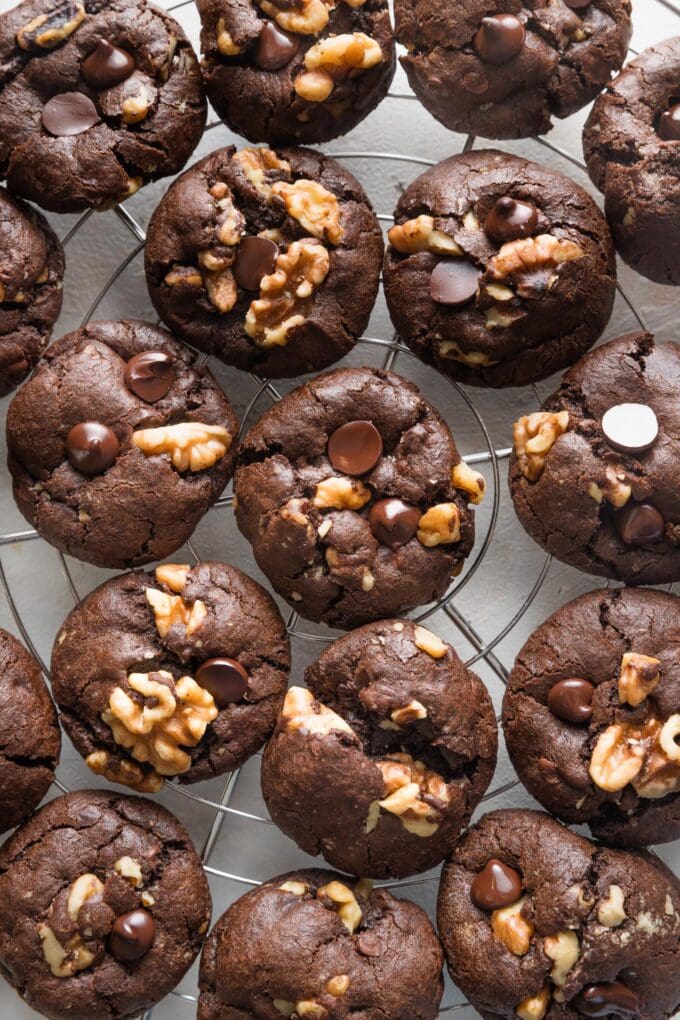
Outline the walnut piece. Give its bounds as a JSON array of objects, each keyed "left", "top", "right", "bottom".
[
  {"left": 132, "top": 422, "right": 231, "bottom": 472},
  {"left": 86, "top": 749, "right": 163, "bottom": 793},
  {"left": 589, "top": 463, "right": 632, "bottom": 509},
  {"left": 618, "top": 652, "right": 661, "bottom": 707},
  {"left": 516, "top": 986, "right": 551, "bottom": 1020},
  {"left": 279, "top": 880, "right": 309, "bottom": 896},
  {"left": 491, "top": 896, "right": 534, "bottom": 956},
  {"left": 216, "top": 17, "right": 241, "bottom": 55},
  {"left": 413, "top": 625, "right": 448, "bottom": 659},
  {"left": 327, "top": 975, "right": 350, "bottom": 997},
  {"left": 232, "top": 147, "right": 291, "bottom": 198},
  {"left": 488, "top": 234, "right": 585, "bottom": 283},
  {"left": 597, "top": 884, "right": 626, "bottom": 927},
  {"left": 388, "top": 215, "right": 463, "bottom": 256},
  {"left": 17, "top": 1, "right": 86, "bottom": 50},
  {"left": 590, "top": 715, "right": 680, "bottom": 799},
  {"left": 439, "top": 339, "right": 499, "bottom": 365},
  {"left": 294, "top": 33, "right": 382, "bottom": 102},
  {"left": 370, "top": 752, "right": 450, "bottom": 838},
  {"left": 390, "top": 700, "right": 427, "bottom": 725},
  {"left": 154, "top": 563, "right": 190, "bottom": 593},
  {"left": 121, "top": 78, "right": 156, "bottom": 124},
  {"left": 145, "top": 586, "right": 207, "bottom": 639},
  {"left": 204, "top": 266, "right": 238, "bottom": 313},
  {"left": 417, "top": 503, "right": 461, "bottom": 547},
  {"left": 282, "top": 686, "right": 354, "bottom": 737},
  {"left": 258, "top": 0, "right": 329, "bottom": 35},
  {"left": 313, "top": 476, "right": 371, "bottom": 510},
  {"left": 245, "top": 239, "right": 330, "bottom": 347},
  {"left": 274, "top": 1001, "right": 325, "bottom": 1019},
  {"left": 316, "top": 880, "right": 363, "bottom": 932},
  {"left": 589, "top": 723, "right": 646, "bottom": 792},
  {"left": 37, "top": 872, "right": 104, "bottom": 978},
  {"left": 452, "top": 461, "right": 486, "bottom": 504},
  {"left": 543, "top": 930, "right": 579, "bottom": 987},
  {"left": 114, "top": 856, "right": 143, "bottom": 889},
  {"left": 514, "top": 411, "right": 569, "bottom": 482},
  {"left": 272, "top": 179, "right": 343, "bottom": 245}
]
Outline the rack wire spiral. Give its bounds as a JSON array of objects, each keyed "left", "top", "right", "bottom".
[{"left": 0, "top": 0, "right": 679, "bottom": 1014}]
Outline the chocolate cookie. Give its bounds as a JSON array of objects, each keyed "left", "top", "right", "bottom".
[
  {"left": 395, "top": 0, "right": 632, "bottom": 140},
  {"left": 383, "top": 150, "right": 617, "bottom": 389},
  {"left": 6, "top": 319, "right": 238, "bottom": 570},
  {"left": 0, "top": 789, "right": 211, "bottom": 1020},
  {"left": 51, "top": 561, "right": 290, "bottom": 793},
  {"left": 0, "top": 629, "right": 60, "bottom": 835},
  {"left": 234, "top": 366, "right": 481, "bottom": 629},
  {"left": 0, "top": 186, "right": 64, "bottom": 396},
  {"left": 260, "top": 620, "right": 497, "bottom": 878},
  {"left": 503, "top": 588, "right": 680, "bottom": 848},
  {"left": 509, "top": 332, "right": 680, "bottom": 584},
  {"left": 0, "top": 0, "right": 206, "bottom": 213},
  {"left": 583, "top": 37, "right": 680, "bottom": 287},
  {"left": 197, "top": 0, "right": 395, "bottom": 145},
  {"left": 437, "top": 809, "right": 680, "bottom": 1020},
  {"left": 198, "top": 867, "right": 443, "bottom": 1019},
  {"left": 145, "top": 145, "right": 383, "bottom": 378}
]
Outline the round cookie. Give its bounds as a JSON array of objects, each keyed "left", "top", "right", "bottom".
[
  {"left": 503, "top": 588, "right": 680, "bottom": 848},
  {"left": 437, "top": 809, "right": 680, "bottom": 1020},
  {"left": 145, "top": 145, "right": 383, "bottom": 379},
  {"left": 198, "top": 868, "right": 443, "bottom": 1019},
  {"left": 395, "top": 0, "right": 632, "bottom": 140},
  {"left": 0, "top": 629, "right": 60, "bottom": 835},
  {"left": 583, "top": 37, "right": 680, "bottom": 287},
  {"left": 260, "top": 620, "right": 498, "bottom": 878},
  {"left": 0, "top": 0, "right": 206, "bottom": 213},
  {"left": 6, "top": 319, "right": 238, "bottom": 570},
  {"left": 51, "top": 561, "right": 291, "bottom": 793},
  {"left": 383, "top": 150, "right": 616, "bottom": 388},
  {"left": 234, "top": 366, "right": 481, "bottom": 629},
  {"left": 0, "top": 789, "right": 211, "bottom": 1020},
  {"left": 197, "top": 0, "right": 395, "bottom": 146},
  {"left": 509, "top": 331, "right": 680, "bottom": 584},
  {"left": 0, "top": 187, "right": 64, "bottom": 396}
]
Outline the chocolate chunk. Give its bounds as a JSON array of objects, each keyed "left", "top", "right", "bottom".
[
  {"left": 195, "top": 657, "right": 249, "bottom": 707},
  {"left": 233, "top": 236, "right": 279, "bottom": 291},
  {"left": 484, "top": 196, "right": 539, "bottom": 243},
  {"left": 576, "top": 982, "right": 640, "bottom": 1019},
  {"left": 254, "top": 21, "right": 301, "bottom": 71},
  {"left": 109, "top": 909, "right": 156, "bottom": 962},
  {"left": 614, "top": 504, "right": 665, "bottom": 547},
  {"left": 65, "top": 421, "right": 120, "bottom": 476},
  {"left": 601, "top": 403, "right": 659, "bottom": 454},
  {"left": 429, "top": 259, "right": 480, "bottom": 306},
  {"left": 547, "top": 678, "right": 594, "bottom": 724},
  {"left": 470, "top": 859, "right": 522, "bottom": 911},
  {"left": 368, "top": 498, "right": 420, "bottom": 549},
  {"left": 81, "top": 40, "right": 135, "bottom": 90},
  {"left": 659, "top": 103, "right": 680, "bottom": 142},
  {"left": 124, "top": 351, "right": 175, "bottom": 403},
  {"left": 473, "top": 15, "right": 525, "bottom": 66},
  {"left": 327, "top": 420, "right": 383, "bottom": 476},
  {"left": 41, "top": 92, "right": 100, "bottom": 136}
]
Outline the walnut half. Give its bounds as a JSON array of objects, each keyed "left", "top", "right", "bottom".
[
  {"left": 514, "top": 411, "right": 569, "bottom": 482},
  {"left": 132, "top": 422, "right": 232, "bottom": 472},
  {"left": 388, "top": 215, "right": 462, "bottom": 256},
  {"left": 245, "top": 240, "right": 330, "bottom": 347},
  {"left": 272, "top": 179, "right": 343, "bottom": 245},
  {"left": 17, "top": 2, "right": 86, "bottom": 51},
  {"left": 294, "top": 33, "right": 383, "bottom": 102}
]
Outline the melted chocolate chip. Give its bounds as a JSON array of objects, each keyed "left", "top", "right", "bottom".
[
  {"left": 42, "top": 92, "right": 100, "bottom": 137},
  {"left": 430, "top": 259, "right": 481, "bottom": 306},
  {"left": 614, "top": 504, "right": 666, "bottom": 547},
  {"left": 368, "top": 498, "right": 420, "bottom": 549},
  {"left": 195, "top": 658, "right": 249, "bottom": 707},
  {"left": 601, "top": 403, "right": 659, "bottom": 454},
  {"left": 255, "top": 21, "right": 301, "bottom": 71},
  {"left": 66, "top": 422, "right": 120, "bottom": 476},
  {"left": 233, "top": 236, "right": 279, "bottom": 291},
  {"left": 124, "top": 351, "right": 175, "bottom": 403},
  {"left": 108, "top": 909, "right": 156, "bottom": 962},
  {"left": 327, "top": 421, "right": 383, "bottom": 476},
  {"left": 473, "top": 14, "right": 526, "bottom": 66},
  {"left": 357, "top": 931, "right": 384, "bottom": 957},
  {"left": 81, "top": 40, "right": 135, "bottom": 90},
  {"left": 547, "top": 678, "right": 595, "bottom": 724},
  {"left": 659, "top": 103, "right": 680, "bottom": 141},
  {"left": 470, "top": 859, "right": 522, "bottom": 911},
  {"left": 576, "top": 982, "right": 640, "bottom": 1019},
  {"left": 484, "top": 196, "right": 539, "bottom": 243}
]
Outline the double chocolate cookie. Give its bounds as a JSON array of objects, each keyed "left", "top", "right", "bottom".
[
  {"left": 437, "top": 809, "right": 680, "bottom": 1020},
  {"left": 383, "top": 150, "right": 616, "bottom": 388},
  {"left": 0, "top": 790, "right": 211, "bottom": 1020},
  {"left": 510, "top": 332, "right": 680, "bottom": 584},
  {"left": 198, "top": 868, "right": 443, "bottom": 1019},
  {"left": 234, "top": 366, "right": 482, "bottom": 628},
  {"left": 503, "top": 588, "right": 680, "bottom": 848},
  {"left": 0, "top": 0, "right": 206, "bottom": 212},
  {"left": 583, "top": 37, "right": 680, "bottom": 286},
  {"left": 51, "top": 562, "right": 290, "bottom": 793},
  {"left": 0, "top": 629, "right": 60, "bottom": 835},
  {"left": 146, "top": 145, "right": 383, "bottom": 379},
  {"left": 0, "top": 186, "right": 64, "bottom": 396},
  {"left": 395, "top": 0, "right": 632, "bottom": 139},
  {"left": 197, "top": 0, "right": 395, "bottom": 145},
  {"left": 260, "top": 619, "right": 498, "bottom": 878},
  {"left": 6, "top": 319, "right": 238, "bottom": 569}
]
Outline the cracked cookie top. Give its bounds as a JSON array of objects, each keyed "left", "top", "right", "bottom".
[
  {"left": 395, "top": 0, "right": 632, "bottom": 140},
  {"left": 233, "top": 365, "right": 480, "bottom": 629},
  {"left": 260, "top": 619, "right": 498, "bottom": 879},
  {"left": 383, "top": 150, "right": 617, "bottom": 389},
  {"left": 503, "top": 587, "right": 680, "bottom": 848},
  {"left": 0, "top": 628, "right": 60, "bottom": 835},
  {"left": 437, "top": 808, "right": 680, "bottom": 1020},
  {"left": 509, "top": 331, "right": 680, "bottom": 584},
  {"left": 0, "top": 0, "right": 207, "bottom": 213},
  {"left": 197, "top": 0, "right": 395, "bottom": 146},
  {"left": 198, "top": 867, "right": 443, "bottom": 1019},
  {"left": 6, "top": 319, "right": 239, "bottom": 569},
  {"left": 0, "top": 789, "right": 211, "bottom": 1020},
  {"left": 145, "top": 145, "right": 384, "bottom": 379},
  {"left": 51, "top": 561, "right": 291, "bottom": 793}
]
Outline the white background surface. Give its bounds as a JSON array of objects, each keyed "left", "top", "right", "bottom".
[{"left": 0, "top": 0, "right": 678, "bottom": 1016}]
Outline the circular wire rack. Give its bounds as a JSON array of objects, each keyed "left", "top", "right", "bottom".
[{"left": 1, "top": 0, "right": 679, "bottom": 1015}]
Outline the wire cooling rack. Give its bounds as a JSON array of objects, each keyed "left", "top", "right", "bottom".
[{"left": 0, "top": 0, "right": 679, "bottom": 1016}]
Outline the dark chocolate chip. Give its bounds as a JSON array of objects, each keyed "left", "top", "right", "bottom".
[
  {"left": 576, "top": 982, "right": 641, "bottom": 1019},
  {"left": 659, "top": 103, "right": 680, "bottom": 141},
  {"left": 108, "top": 909, "right": 156, "bottom": 962},
  {"left": 484, "top": 196, "right": 539, "bottom": 243},
  {"left": 470, "top": 859, "right": 522, "bottom": 911},
  {"left": 356, "top": 931, "right": 384, "bottom": 957},
  {"left": 66, "top": 422, "right": 120, "bottom": 476},
  {"left": 430, "top": 259, "right": 481, "bottom": 306},
  {"left": 124, "top": 351, "right": 175, "bottom": 403},
  {"left": 42, "top": 92, "right": 100, "bottom": 136},
  {"left": 601, "top": 403, "right": 659, "bottom": 454},
  {"left": 614, "top": 504, "right": 666, "bottom": 547},
  {"left": 233, "top": 236, "right": 279, "bottom": 291},
  {"left": 195, "top": 657, "right": 249, "bottom": 707},
  {"left": 473, "top": 14, "right": 525, "bottom": 66},
  {"left": 368, "top": 498, "right": 420, "bottom": 549},
  {"left": 81, "top": 40, "right": 135, "bottom": 90},
  {"left": 547, "top": 678, "right": 595, "bottom": 724},
  {"left": 327, "top": 421, "right": 383, "bottom": 476},
  {"left": 254, "top": 21, "right": 301, "bottom": 71}
]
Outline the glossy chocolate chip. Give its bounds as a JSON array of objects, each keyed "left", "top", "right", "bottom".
[
  {"left": 195, "top": 657, "right": 249, "bottom": 707},
  {"left": 659, "top": 103, "right": 680, "bottom": 141},
  {"left": 81, "top": 39, "right": 135, "bottom": 90},
  {"left": 255, "top": 21, "right": 301, "bottom": 70},
  {"left": 356, "top": 931, "right": 384, "bottom": 957},
  {"left": 614, "top": 504, "right": 666, "bottom": 547},
  {"left": 430, "top": 259, "right": 481, "bottom": 306},
  {"left": 484, "top": 196, "right": 539, "bottom": 243},
  {"left": 470, "top": 859, "right": 522, "bottom": 911},
  {"left": 42, "top": 92, "right": 100, "bottom": 136},
  {"left": 473, "top": 14, "right": 525, "bottom": 66},
  {"left": 66, "top": 422, "right": 120, "bottom": 476},
  {"left": 547, "top": 678, "right": 595, "bottom": 724},
  {"left": 576, "top": 982, "right": 640, "bottom": 1019},
  {"left": 108, "top": 909, "right": 156, "bottom": 962},
  {"left": 601, "top": 403, "right": 659, "bottom": 454},
  {"left": 233, "top": 236, "right": 279, "bottom": 291},
  {"left": 368, "top": 498, "right": 420, "bottom": 549},
  {"left": 327, "top": 421, "right": 383, "bottom": 476},
  {"left": 124, "top": 351, "right": 175, "bottom": 403}
]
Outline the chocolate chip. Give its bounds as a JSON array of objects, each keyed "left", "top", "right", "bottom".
[
  {"left": 601, "top": 403, "right": 659, "bottom": 454},
  {"left": 81, "top": 40, "right": 135, "bottom": 90},
  {"left": 575, "top": 982, "right": 640, "bottom": 1019},
  {"left": 547, "top": 678, "right": 594, "bottom": 724},
  {"left": 254, "top": 21, "right": 301, "bottom": 71},
  {"left": 473, "top": 14, "right": 525, "bottom": 66},
  {"left": 327, "top": 421, "right": 383, "bottom": 476},
  {"left": 66, "top": 422, "right": 120, "bottom": 476},
  {"left": 430, "top": 259, "right": 481, "bottom": 306},
  {"left": 108, "top": 909, "right": 156, "bottom": 962},
  {"left": 484, "top": 196, "right": 539, "bottom": 243},
  {"left": 368, "top": 498, "right": 420, "bottom": 549},
  {"left": 233, "top": 236, "right": 279, "bottom": 291},
  {"left": 658, "top": 103, "right": 680, "bottom": 141},
  {"left": 614, "top": 504, "right": 666, "bottom": 547},
  {"left": 195, "top": 658, "right": 249, "bottom": 707},
  {"left": 356, "top": 931, "right": 384, "bottom": 957},
  {"left": 124, "top": 351, "right": 175, "bottom": 403},
  {"left": 42, "top": 92, "right": 100, "bottom": 136},
  {"left": 470, "top": 859, "right": 522, "bottom": 911}
]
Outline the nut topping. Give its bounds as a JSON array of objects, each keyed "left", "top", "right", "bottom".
[
  {"left": 597, "top": 885, "right": 626, "bottom": 927},
  {"left": 417, "top": 503, "right": 461, "bottom": 546},
  {"left": 390, "top": 700, "right": 427, "bottom": 725},
  {"left": 487, "top": 234, "right": 585, "bottom": 284},
  {"left": 17, "top": 1, "right": 85, "bottom": 51},
  {"left": 327, "top": 975, "right": 350, "bottom": 997},
  {"left": 281, "top": 686, "right": 354, "bottom": 737},
  {"left": 258, "top": 0, "right": 330, "bottom": 36},
  {"left": 618, "top": 652, "right": 661, "bottom": 707},
  {"left": 272, "top": 179, "right": 343, "bottom": 245},
  {"left": 145, "top": 586, "right": 207, "bottom": 639},
  {"left": 232, "top": 147, "right": 291, "bottom": 198},
  {"left": 543, "top": 930, "right": 579, "bottom": 987},
  {"left": 132, "top": 422, "right": 231, "bottom": 472},
  {"left": 452, "top": 461, "right": 486, "bottom": 504},
  {"left": 37, "top": 872, "right": 104, "bottom": 978},
  {"left": 491, "top": 896, "right": 534, "bottom": 956},
  {"left": 589, "top": 723, "right": 646, "bottom": 792},
  {"left": 316, "top": 880, "right": 362, "bottom": 932},
  {"left": 516, "top": 986, "right": 551, "bottom": 1020},
  {"left": 154, "top": 563, "right": 190, "bottom": 593},
  {"left": 245, "top": 239, "right": 330, "bottom": 347},
  {"left": 204, "top": 267, "right": 238, "bottom": 313},
  {"left": 114, "top": 857, "right": 143, "bottom": 889},
  {"left": 373, "top": 753, "right": 450, "bottom": 838},
  {"left": 413, "top": 625, "right": 448, "bottom": 659},
  {"left": 590, "top": 715, "right": 680, "bottom": 798},
  {"left": 216, "top": 17, "right": 241, "bottom": 55},
  {"left": 313, "top": 476, "right": 371, "bottom": 510},
  {"left": 514, "top": 411, "right": 569, "bottom": 482},
  {"left": 279, "top": 880, "right": 309, "bottom": 895},
  {"left": 294, "top": 33, "right": 383, "bottom": 102},
  {"left": 86, "top": 749, "right": 163, "bottom": 793},
  {"left": 388, "top": 215, "right": 463, "bottom": 256}
]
